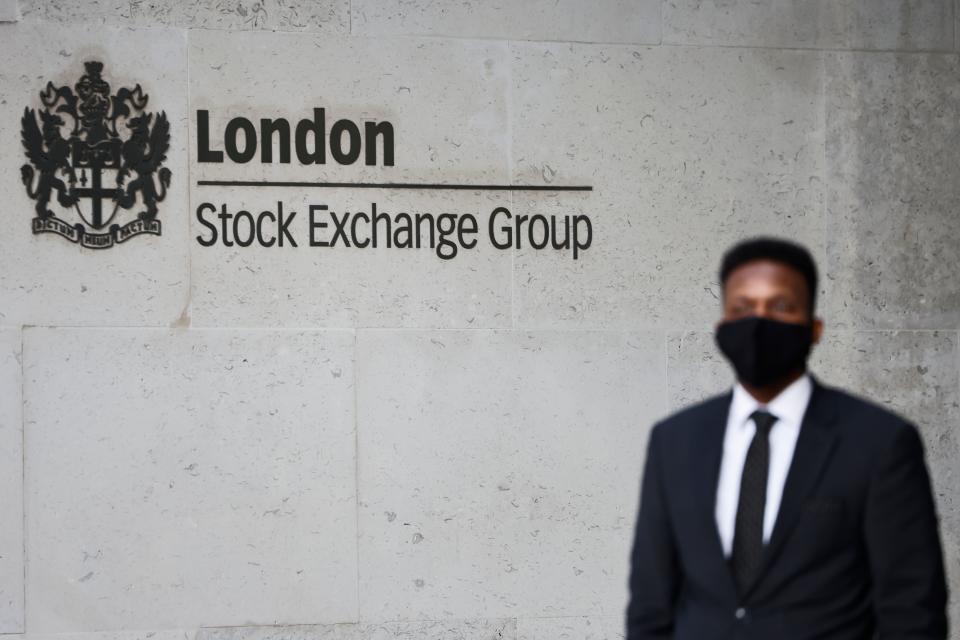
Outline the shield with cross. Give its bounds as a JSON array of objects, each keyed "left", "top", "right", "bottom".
[{"left": 71, "top": 131, "right": 123, "bottom": 229}]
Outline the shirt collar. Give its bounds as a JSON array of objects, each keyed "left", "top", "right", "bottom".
[{"left": 729, "top": 371, "right": 813, "bottom": 431}]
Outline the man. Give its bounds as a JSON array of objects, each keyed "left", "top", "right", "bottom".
[{"left": 626, "top": 236, "right": 948, "bottom": 639}]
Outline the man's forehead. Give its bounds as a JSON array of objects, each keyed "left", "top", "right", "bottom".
[{"left": 726, "top": 259, "right": 804, "bottom": 285}]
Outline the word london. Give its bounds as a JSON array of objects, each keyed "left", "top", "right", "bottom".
[
  {"left": 196, "top": 202, "right": 592, "bottom": 260},
  {"left": 197, "top": 109, "right": 393, "bottom": 166}
]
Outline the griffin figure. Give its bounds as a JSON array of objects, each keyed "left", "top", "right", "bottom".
[
  {"left": 116, "top": 112, "right": 172, "bottom": 220},
  {"left": 20, "top": 109, "right": 77, "bottom": 218}
]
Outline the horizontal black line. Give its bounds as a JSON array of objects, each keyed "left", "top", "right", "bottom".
[{"left": 196, "top": 180, "right": 592, "bottom": 192}]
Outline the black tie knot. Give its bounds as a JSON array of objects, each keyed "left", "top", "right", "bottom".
[{"left": 750, "top": 409, "right": 777, "bottom": 436}]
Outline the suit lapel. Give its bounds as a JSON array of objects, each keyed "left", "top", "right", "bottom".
[
  {"left": 690, "top": 388, "right": 739, "bottom": 599},
  {"left": 741, "top": 372, "right": 839, "bottom": 599}
]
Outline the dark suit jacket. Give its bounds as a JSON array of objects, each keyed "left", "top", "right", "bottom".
[{"left": 626, "top": 372, "right": 948, "bottom": 639}]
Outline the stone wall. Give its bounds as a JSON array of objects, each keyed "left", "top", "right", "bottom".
[{"left": 0, "top": 0, "right": 957, "bottom": 637}]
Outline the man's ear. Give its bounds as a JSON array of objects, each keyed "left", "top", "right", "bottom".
[{"left": 812, "top": 316, "right": 824, "bottom": 344}]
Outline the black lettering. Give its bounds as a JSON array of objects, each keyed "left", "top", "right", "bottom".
[
  {"left": 393, "top": 212, "right": 412, "bottom": 247},
  {"left": 233, "top": 210, "right": 255, "bottom": 247},
  {"left": 436, "top": 213, "right": 458, "bottom": 260},
  {"left": 573, "top": 215, "right": 592, "bottom": 260},
  {"left": 550, "top": 215, "right": 570, "bottom": 250},
  {"left": 414, "top": 212, "right": 435, "bottom": 249},
  {"left": 278, "top": 201, "right": 297, "bottom": 247},
  {"left": 197, "top": 111, "right": 224, "bottom": 163},
  {"left": 352, "top": 211, "right": 370, "bottom": 248},
  {"left": 459, "top": 214, "right": 478, "bottom": 249},
  {"left": 371, "top": 202, "right": 393, "bottom": 248},
  {"left": 528, "top": 214, "right": 548, "bottom": 249},
  {"left": 195, "top": 202, "right": 218, "bottom": 245},
  {"left": 329, "top": 211, "right": 351, "bottom": 247},
  {"left": 309, "top": 204, "right": 329, "bottom": 247},
  {"left": 364, "top": 121, "right": 394, "bottom": 166},
  {"left": 515, "top": 213, "right": 529, "bottom": 235},
  {"left": 489, "top": 206, "right": 512, "bottom": 250},
  {"left": 197, "top": 109, "right": 394, "bottom": 167},
  {"left": 260, "top": 118, "right": 291, "bottom": 164},
  {"left": 296, "top": 108, "right": 326, "bottom": 165},
  {"left": 330, "top": 119, "right": 361, "bottom": 164},
  {"left": 256, "top": 210, "right": 276, "bottom": 247},
  {"left": 218, "top": 203, "right": 234, "bottom": 247},
  {"left": 225, "top": 117, "right": 256, "bottom": 163}
]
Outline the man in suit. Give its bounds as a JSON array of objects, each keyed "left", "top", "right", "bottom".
[{"left": 626, "top": 236, "right": 948, "bottom": 639}]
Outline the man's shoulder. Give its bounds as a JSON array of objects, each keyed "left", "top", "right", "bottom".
[
  {"left": 813, "top": 379, "right": 917, "bottom": 440},
  {"left": 652, "top": 376, "right": 917, "bottom": 443},
  {"left": 651, "top": 389, "right": 731, "bottom": 444}
]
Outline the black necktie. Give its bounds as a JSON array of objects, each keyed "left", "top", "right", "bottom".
[{"left": 731, "top": 408, "right": 778, "bottom": 596}]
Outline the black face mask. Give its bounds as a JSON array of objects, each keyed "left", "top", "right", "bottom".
[{"left": 714, "top": 315, "right": 814, "bottom": 387}]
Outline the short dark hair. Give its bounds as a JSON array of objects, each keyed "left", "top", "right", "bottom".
[{"left": 719, "top": 236, "right": 818, "bottom": 316}]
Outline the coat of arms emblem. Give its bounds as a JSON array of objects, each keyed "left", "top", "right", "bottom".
[{"left": 20, "top": 61, "right": 171, "bottom": 249}]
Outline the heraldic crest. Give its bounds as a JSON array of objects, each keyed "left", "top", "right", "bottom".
[{"left": 21, "top": 60, "right": 171, "bottom": 249}]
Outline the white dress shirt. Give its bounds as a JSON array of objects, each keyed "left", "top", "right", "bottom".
[{"left": 715, "top": 371, "right": 813, "bottom": 558}]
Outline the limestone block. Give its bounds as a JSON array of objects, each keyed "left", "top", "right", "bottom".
[
  {"left": 356, "top": 329, "right": 667, "bottom": 621},
  {"left": 23, "top": 632, "right": 195, "bottom": 640},
  {"left": 517, "top": 615, "right": 624, "bottom": 639},
  {"left": 662, "top": 0, "right": 954, "bottom": 51},
  {"left": 666, "top": 329, "right": 734, "bottom": 411},
  {"left": 197, "top": 619, "right": 516, "bottom": 640},
  {"left": 188, "top": 30, "right": 513, "bottom": 328},
  {"left": 22, "top": 328, "right": 357, "bottom": 631},
  {"left": 0, "top": 23, "right": 189, "bottom": 326},
  {"left": 509, "top": 42, "right": 825, "bottom": 330},
  {"left": 824, "top": 51, "right": 960, "bottom": 330},
  {"left": 352, "top": 0, "right": 660, "bottom": 45},
  {"left": 0, "top": 328, "right": 23, "bottom": 633},
  {"left": 0, "top": 0, "right": 18, "bottom": 22},
  {"left": 17, "top": 0, "right": 348, "bottom": 32}
]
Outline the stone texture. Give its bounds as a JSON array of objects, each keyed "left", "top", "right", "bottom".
[
  {"left": 22, "top": 328, "right": 358, "bottom": 631},
  {"left": 517, "top": 615, "right": 624, "bottom": 639},
  {"left": 188, "top": 30, "right": 513, "bottom": 329},
  {"left": 351, "top": 0, "right": 660, "bottom": 45},
  {"left": 665, "top": 329, "right": 734, "bottom": 411},
  {"left": 0, "top": 23, "right": 189, "bottom": 327},
  {"left": 356, "top": 329, "right": 667, "bottom": 621},
  {"left": 508, "top": 42, "right": 826, "bottom": 331},
  {"left": 662, "top": 0, "right": 955, "bottom": 51},
  {"left": 824, "top": 51, "right": 960, "bottom": 330},
  {"left": 22, "top": 632, "right": 195, "bottom": 640},
  {"left": 197, "top": 619, "right": 516, "bottom": 640},
  {"left": 666, "top": 328, "right": 960, "bottom": 626},
  {"left": 0, "top": 328, "right": 23, "bottom": 633},
  {"left": 17, "top": 0, "right": 348, "bottom": 32},
  {"left": 0, "top": 0, "right": 18, "bottom": 22}
]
